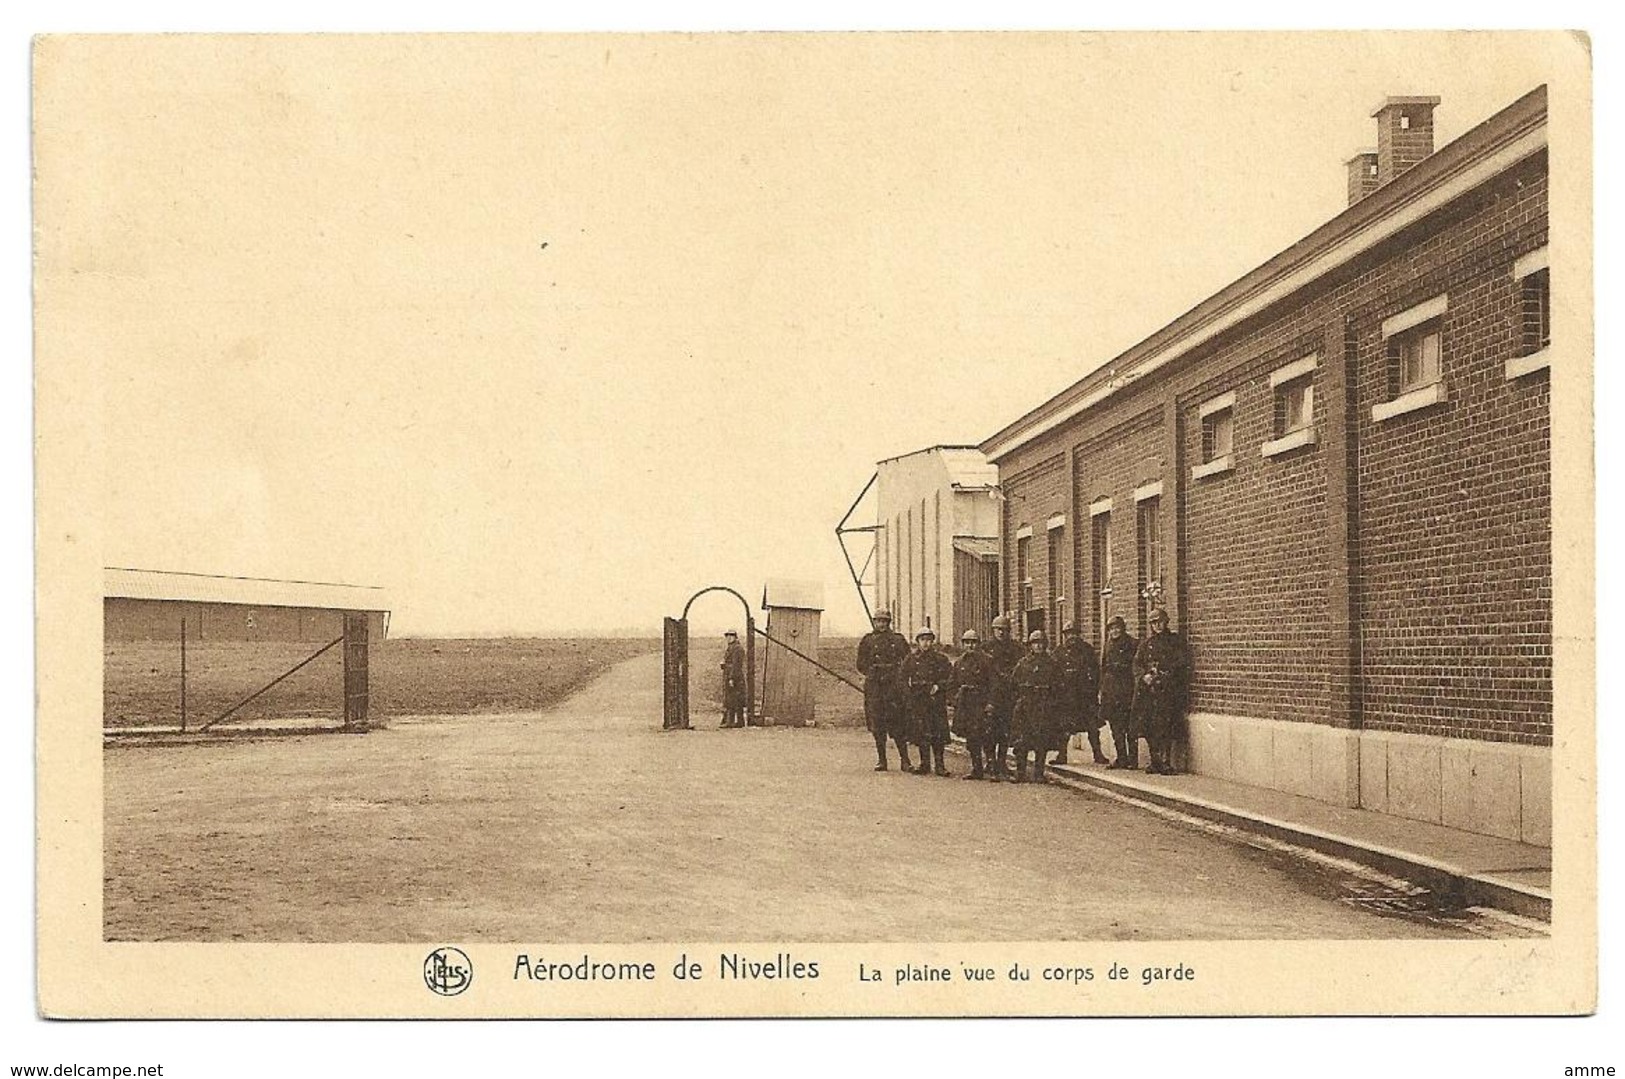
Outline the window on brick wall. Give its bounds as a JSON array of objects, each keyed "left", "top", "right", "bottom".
[
  {"left": 1263, "top": 353, "right": 1319, "bottom": 457},
  {"left": 1204, "top": 409, "right": 1234, "bottom": 459},
  {"left": 1508, "top": 246, "right": 1551, "bottom": 380},
  {"left": 1136, "top": 496, "right": 1162, "bottom": 636},
  {"left": 1373, "top": 293, "right": 1449, "bottom": 422},
  {"left": 1278, "top": 378, "right": 1313, "bottom": 434},
  {"left": 1047, "top": 521, "right": 1065, "bottom": 632},
  {"left": 1091, "top": 510, "right": 1111, "bottom": 645},
  {"left": 1391, "top": 322, "right": 1442, "bottom": 394},
  {"left": 1016, "top": 531, "right": 1032, "bottom": 631},
  {"left": 1193, "top": 391, "right": 1237, "bottom": 479},
  {"left": 1521, "top": 268, "right": 1551, "bottom": 354}
]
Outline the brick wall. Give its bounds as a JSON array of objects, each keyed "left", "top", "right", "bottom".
[
  {"left": 1072, "top": 409, "right": 1164, "bottom": 641},
  {"left": 1181, "top": 336, "right": 1332, "bottom": 726},
  {"left": 988, "top": 148, "right": 1551, "bottom": 747},
  {"left": 999, "top": 453, "right": 1066, "bottom": 637},
  {"left": 1353, "top": 166, "right": 1551, "bottom": 744}
]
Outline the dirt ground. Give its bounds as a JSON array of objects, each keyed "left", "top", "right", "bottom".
[
  {"left": 104, "top": 637, "right": 659, "bottom": 727},
  {"left": 105, "top": 652, "right": 1487, "bottom": 943}
]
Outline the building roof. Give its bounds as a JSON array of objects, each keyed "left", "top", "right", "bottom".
[
  {"left": 952, "top": 537, "right": 1001, "bottom": 561},
  {"left": 761, "top": 578, "right": 825, "bottom": 611},
  {"left": 980, "top": 84, "right": 1547, "bottom": 462},
  {"left": 104, "top": 567, "right": 390, "bottom": 613},
  {"left": 875, "top": 443, "right": 983, "bottom": 466},
  {"left": 876, "top": 444, "right": 999, "bottom": 490}
]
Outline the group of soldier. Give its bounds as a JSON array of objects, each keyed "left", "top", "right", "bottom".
[{"left": 855, "top": 606, "right": 1192, "bottom": 782}]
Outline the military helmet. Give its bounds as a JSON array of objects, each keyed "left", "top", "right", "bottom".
[
  {"left": 961, "top": 628, "right": 979, "bottom": 642},
  {"left": 916, "top": 626, "right": 936, "bottom": 640},
  {"left": 991, "top": 614, "right": 1012, "bottom": 630},
  {"left": 723, "top": 629, "right": 738, "bottom": 638},
  {"left": 1106, "top": 614, "right": 1128, "bottom": 632},
  {"left": 873, "top": 608, "right": 893, "bottom": 622},
  {"left": 1027, "top": 629, "right": 1047, "bottom": 643},
  {"left": 1062, "top": 621, "right": 1079, "bottom": 635},
  {"left": 1149, "top": 606, "right": 1170, "bottom": 624}
]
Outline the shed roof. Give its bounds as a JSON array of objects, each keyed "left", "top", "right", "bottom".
[
  {"left": 761, "top": 578, "right": 825, "bottom": 611},
  {"left": 952, "top": 537, "right": 1001, "bottom": 562},
  {"left": 104, "top": 567, "right": 390, "bottom": 613}
]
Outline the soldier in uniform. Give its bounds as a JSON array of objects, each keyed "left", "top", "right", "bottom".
[
  {"left": 1010, "top": 629, "right": 1060, "bottom": 783},
  {"left": 1098, "top": 615, "right": 1140, "bottom": 769},
  {"left": 1133, "top": 606, "right": 1192, "bottom": 775},
  {"left": 902, "top": 626, "right": 954, "bottom": 776},
  {"left": 950, "top": 628, "right": 996, "bottom": 779},
  {"left": 720, "top": 629, "right": 746, "bottom": 729},
  {"left": 1053, "top": 622, "right": 1103, "bottom": 766},
  {"left": 856, "top": 609, "right": 913, "bottom": 772},
  {"left": 983, "top": 614, "right": 1023, "bottom": 781}
]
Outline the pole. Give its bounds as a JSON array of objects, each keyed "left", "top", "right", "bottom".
[
  {"left": 751, "top": 625, "right": 864, "bottom": 693},
  {"left": 201, "top": 635, "right": 344, "bottom": 731},
  {"left": 179, "top": 617, "right": 187, "bottom": 733}
]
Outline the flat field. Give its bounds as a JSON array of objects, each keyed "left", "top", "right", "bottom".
[
  {"left": 103, "top": 651, "right": 1479, "bottom": 942},
  {"left": 103, "top": 637, "right": 660, "bottom": 727}
]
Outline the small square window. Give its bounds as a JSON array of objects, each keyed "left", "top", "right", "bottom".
[
  {"left": 1203, "top": 408, "right": 1234, "bottom": 462},
  {"left": 1399, "top": 113, "right": 1411, "bottom": 130},
  {"left": 1520, "top": 267, "right": 1551, "bottom": 357},
  {"left": 1276, "top": 378, "right": 1314, "bottom": 436},
  {"left": 1389, "top": 323, "right": 1442, "bottom": 395}
]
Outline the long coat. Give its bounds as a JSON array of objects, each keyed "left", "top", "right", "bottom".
[
  {"left": 1010, "top": 649, "right": 1060, "bottom": 749},
  {"left": 720, "top": 639, "right": 746, "bottom": 707},
  {"left": 984, "top": 635, "right": 1024, "bottom": 740},
  {"left": 1098, "top": 633, "right": 1139, "bottom": 733},
  {"left": 949, "top": 648, "right": 997, "bottom": 742},
  {"left": 902, "top": 648, "right": 955, "bottom": 745},
  {"left": 1132, "top": 629, "right": 1192, "bottom": 741},
  {"left": 857, "top": 629, "right": 910, "bottom": 736},
  {"left": 1055, "top": 638, "right": 1101, "bottom": 735}
]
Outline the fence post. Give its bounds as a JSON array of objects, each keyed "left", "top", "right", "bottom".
[{"left": 180, "top": 617, "right": 188, "bottom": 733}]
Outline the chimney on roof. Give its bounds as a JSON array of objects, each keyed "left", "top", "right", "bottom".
[
  {"left": 1372, "top": 95, "right": 1441, "bottom": 190},
  {"left": 1346, "top": 149, "right": 1379, "bottom": 206}
]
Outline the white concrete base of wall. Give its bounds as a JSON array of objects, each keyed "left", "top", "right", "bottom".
[{"left": 1184, "top": 713, "right": 1551, "bottom": 848}]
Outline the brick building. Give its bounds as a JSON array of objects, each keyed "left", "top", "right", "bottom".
[{"left": 980, "top": 88, "right": 1553, "bottom": 845}]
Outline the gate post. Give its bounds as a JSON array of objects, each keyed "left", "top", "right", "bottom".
[
  {"left": 662, "top": 616, "right": 690, "bottom": 730},
  {"left": 342, "top": 612, "right": 370, "bottom": 730},
  {"left": 745, "top": 614, "right": 756, "bottom": 724}
]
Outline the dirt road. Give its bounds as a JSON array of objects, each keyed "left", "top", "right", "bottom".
[{"left": 106, "top": 652, "right": 1484, "bottom": 942}]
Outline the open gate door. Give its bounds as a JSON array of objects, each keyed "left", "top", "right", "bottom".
[{"left": 662, "top": 616, "right": 689, "bottom": 730}]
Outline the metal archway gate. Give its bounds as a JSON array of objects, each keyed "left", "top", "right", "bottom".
[{"left": 662, "top": 586, "right": 756, "bottom": 731}]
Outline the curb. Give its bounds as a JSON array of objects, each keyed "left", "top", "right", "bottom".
[{"left": 1041, "top": 760, "right": 1551, "bottom": 922}]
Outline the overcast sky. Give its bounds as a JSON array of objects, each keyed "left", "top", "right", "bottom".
[{"left": 54, "top": 33, "right": 1566, "bottom": 636}]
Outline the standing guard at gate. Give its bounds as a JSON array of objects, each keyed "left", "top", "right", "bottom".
[
  {"left": 1053, "top": 622, "right": 1103, "bottom": 766},
  {"left": 720, "top": 629, "right": 746, "bottom": 729},
  {"left": 857, "top": 609, "right": 912, "bottom": 772},
  {"left": 902, "top": 626, "right": 954, "bottom": 777},
  {"left": 984, "top": 614, "right": 1022, "bottom": 781},
  {"left": 1133, "top": 606, "right": 1192, "bottom": 775},
  {"left": 1099, "top": 615, "right": 1140, "bottom": 769},
  {"left": 950, "top": 629, "right": 996, "bottom": 779},
  {"left": 1010, "top": 629, "right": 1059, "bottom": 783}
]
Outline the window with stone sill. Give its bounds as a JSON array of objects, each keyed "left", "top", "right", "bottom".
[
  {"left": 1202, "top": 408, "right": 1234, "bottom": 462},
  {"left": 1389, "top": 321, "right": 1442, "bottom": 396}
]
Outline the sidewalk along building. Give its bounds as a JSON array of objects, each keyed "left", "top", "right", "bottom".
[
  {"left": 104, "top": 567, "right": 390, "bottom": 729},
  {"left": 868, "top": 445, "right": 1001, "bottom": 643},
  {"left": 980, "top": 88, "right": 1553, "bottom": 846}
]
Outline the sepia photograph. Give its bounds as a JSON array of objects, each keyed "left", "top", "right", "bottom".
[{"left": 31, "top": 28, "right": 1595, "bottom": 1024}]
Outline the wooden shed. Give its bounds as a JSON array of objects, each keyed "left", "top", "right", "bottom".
[{"left": 758, "top": 578, "right": 824, "bottom": 728}]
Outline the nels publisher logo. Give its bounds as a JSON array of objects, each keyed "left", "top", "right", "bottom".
[{"left": 424, "top": 946, "right": 473, "bottom": 997}]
